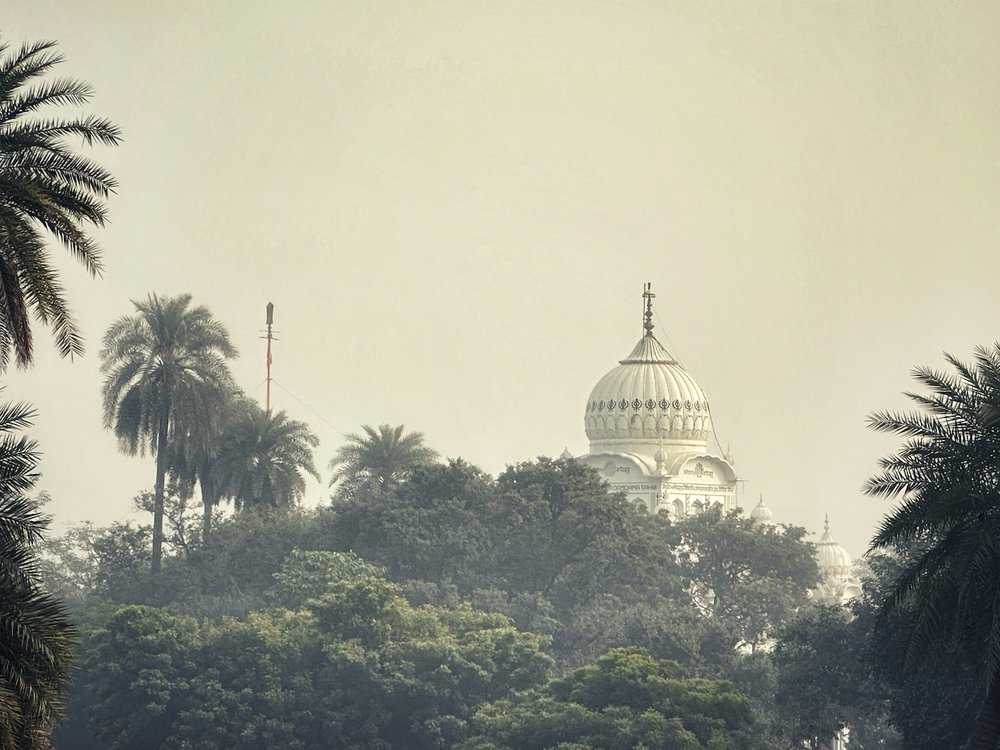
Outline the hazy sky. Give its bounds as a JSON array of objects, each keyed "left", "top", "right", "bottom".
[{"left": 5, "top": 1, "right": 1000, "bottom": 556}]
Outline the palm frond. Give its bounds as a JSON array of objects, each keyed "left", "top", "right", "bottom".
[
  {"left": 866, "top": 345, "right": 1000, "bottom": 684},
  {"left": 0, "top": 35, "right": 119, "bottom": 368}
]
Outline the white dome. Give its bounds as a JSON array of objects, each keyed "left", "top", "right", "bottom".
[
  {"left": 750, "top": 496, "right": 774, "bottom": 523},
  {"left": 816, "top": 517, "right": 853, "bottom": 581},
  {"left": 585, "top": 332, "right": 712, "bottom": 447}
]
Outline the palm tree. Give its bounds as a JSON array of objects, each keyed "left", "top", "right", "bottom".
[
  {"left": 0, "top": 38, "right": 121, "bottom": 370},
  {"left": 0, "top": 399, "right": 74, "bottom": 750},
  {"left": 211, "top": 401, "right": 319, "bottom": 512},
  {"left": 168, "top": 389, "right": 243, "bottom": 541},
  {"left": 100, "top": 293, "right": 237, "bottom": 573},
  {"left": 328, "top": 423, "right": 437, "bottom": 500},
  {"left": 865, "top": 345, "right": 1000, "bottom": 750}
]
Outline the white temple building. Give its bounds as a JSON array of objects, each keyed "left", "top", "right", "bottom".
[
  {"left": 812, "top": 515, "right": 863, "bottom": 605},
  {"left": 577, "top": 286, "right": 860, "bottom": 608},
  {"left": 574, "top": 291, "right": 859, "bottom": 750},
  {"left": 577, "top": 284, "right": 738, "bottom": 517}
]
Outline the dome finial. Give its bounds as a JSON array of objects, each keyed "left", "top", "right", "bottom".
[
  {"left": 642, "top": 282, "right": 655, "bottom": 336},
  {"left": 824, "top": 513, "right": 830, "bottom": 533}
]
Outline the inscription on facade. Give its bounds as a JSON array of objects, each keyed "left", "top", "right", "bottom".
[
  {"left": 683, "top": 461, "right": 715, "bottom": 478},
  {"left": 668, "top": 483, "right": 733, "bottom": 493}
]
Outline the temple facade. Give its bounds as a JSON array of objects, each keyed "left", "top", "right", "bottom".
[
  {"left": 576, "top": 286, "right": 860, "bottom": 607},
  {"left": 577, "top": 283, "right": 738, "bottom": 516}
]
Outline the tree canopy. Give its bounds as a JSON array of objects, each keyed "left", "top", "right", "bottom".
[
  {"left": 329, "top": 423, "right": 438, "bottom": 500},
  {"left": 211, "top": 402, "right": 319, "bottom": 512},
  {"left": 866, "top": 345, "right": 1000, "bottom": 749}
]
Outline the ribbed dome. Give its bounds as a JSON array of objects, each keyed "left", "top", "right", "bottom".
[
  {"left": 584, "top": 331, "right": 712, "bottom": 445},
  {"left": 750, "top": 496, "right": 774, "bottom": 523},
  {"left": 816, "top": 516, "right": 853, "bottom": 581}
]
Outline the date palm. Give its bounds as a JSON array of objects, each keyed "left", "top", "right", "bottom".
[
  {"left": 100, "top": 294, "right": 236, "bottom": 573},
  {"left": 866, "top": 344, "right": 1000, "bottom": 749},
  {"left": 211, "top": 401, "right": 319, "bottom": 512},
  {"left": 0, "top": 399, "right": 74, "bottom": 750},
  {"left": 0, "top": 38, "right": 120, "bottom": 369},
  {"left": 328, "top": 423, "right": 437, "bottom": 500},
  {"left": 167, "top": 389, "right": 243, "bottom": 541}
]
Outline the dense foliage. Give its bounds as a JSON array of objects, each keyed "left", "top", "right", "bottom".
[
  {"left": 0, "top": 402, "right": 74, "bottom": 750},
  {"left": 866, "top": 346, "right": 1000, "bottom": 749},
  {"left": 66, "top": 554, "right": 551, "bottom": 750},
  {"left": 39, "top": 290, "right": 1000, "bottom": 749},
  {"left": 39, "top": 447, "right": 860, "bottom": 749},
  {"left": 460, "top": 648, "right": 761, "bottom": 750}
]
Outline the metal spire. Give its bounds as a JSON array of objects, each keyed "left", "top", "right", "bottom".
[{"left": 642, "top": 282, "right": 655, "bottom": 336}]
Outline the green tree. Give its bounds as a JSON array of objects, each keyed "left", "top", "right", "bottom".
[
  {"left": 329, "top": 459, "right": 494, "bottom": 583},
  {"left": 865, "top": 345, "right": 1000, "bottom": 750},
  {"left": 328, "top": 423, "right": 438, "bottom": 500},
  {"left": 66, "top": 560, "right": 552, "bottom": 750},
  {"left": 212, "top": 401, "right": 319, "bottom": 513},
  {"left": 772, "top": 605, "right": 899, "bottom": 749},
  {"left": 675, "top": 508, "right": 819, "bottom": 651},
  {"left": 165, "top": 388, "right": 244, "bottom": 540},
  {"left": 488, "top": 458, "right": 679, "bottom": 615},
  {"left": 857, "top": 550, "right": 983, "bottom": 748},
  {"left": 328, "top": 456, "right": 683, "bottom": 667},
  {"left": 0, "top": 38, "right": 120, "bottom": 369},
  {"left": 269, "top": 548, "right": 382, "bottom": 609},
  {"left": 460, "top": 647, "right": 761, "bottom": 750},
  {"left": 0, "top": 400, "right": 74, "bottom": 750},
  {"left": 100, "top": 293, "right": 237, "bottom": 573}
]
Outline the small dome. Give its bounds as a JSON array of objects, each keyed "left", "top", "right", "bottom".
[
  {"left": 815, "top": 516, "right": 852, "bottom": 581},
  {"left": 559, "top": 447, "right": 574, "bottom": 460},
  {"left": 750, "top": 495, "right": 773, "bottom": 523}
]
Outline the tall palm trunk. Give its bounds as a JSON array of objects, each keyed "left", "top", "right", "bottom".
[
  {"left": 968, "top": 678, "right": 1000, "bottom": 750},
  {"left": 151, "top": 405, "right": 169, "bottom": 574}
]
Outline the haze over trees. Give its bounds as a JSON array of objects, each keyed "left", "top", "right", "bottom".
[
  {"left": 3, "top": 19, "right": 1000, "bottom": 750},
  {"left": 35, "top": 406, "right": 874, "bottom": 749},
  {"left": 28, "top": 283, "right": 1000, "bottom": 748},
  {"left": 0, "top": 28, "right": 990, "bottom": 750},
  {"left": 52, "top": 311, "right": 1000, "bottom": 749}
]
